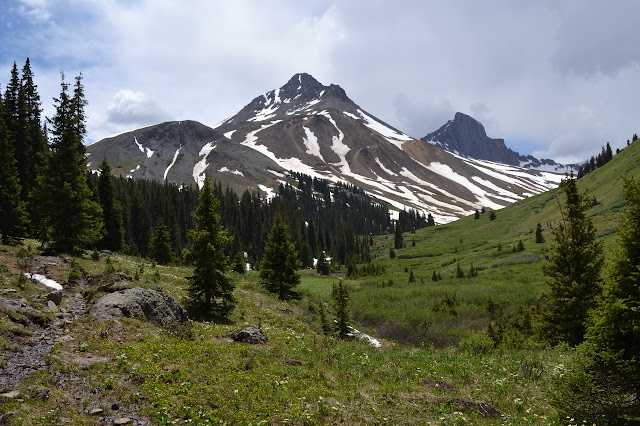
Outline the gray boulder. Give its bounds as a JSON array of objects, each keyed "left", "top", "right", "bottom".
[
  {"left": 232, "top": 326, "right": 268, "bottom": 344},
  {"left": 46, "top": 290, "right": 62, "bottom": 304},
  {"left": 90, "top": 287, "right": 188, "bottom": 325}
]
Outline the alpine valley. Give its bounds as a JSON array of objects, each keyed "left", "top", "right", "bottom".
[{"left": 88, "top": 73, "right": 564, "bottom": 223}]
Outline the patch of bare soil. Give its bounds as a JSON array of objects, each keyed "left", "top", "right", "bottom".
[{"left": 435, "top": 397, "right": 502, "bottom": 419}]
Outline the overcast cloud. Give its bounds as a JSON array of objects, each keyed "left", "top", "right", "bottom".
[{"left": 1, "top": 0, "right": 638, "bottom": 163}]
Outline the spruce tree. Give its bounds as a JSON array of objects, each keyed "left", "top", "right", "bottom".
[
  {"left": 394, "top": 222, "right": 403, "bottom": 249},
  {"left": 37, "top": 72, "right": 102, "bottom": 252},
  {"left": 184, "top": 175, "right": 234, "bottom": 319},
  {"left": 541, "top": 175, "right": 603, "bottom": 346},
  {"left": 98, "top": 159, "right": 124, "bottom": 252},
  {"left": 535, "top": 223, "right": 545, "bottom": 243},
  {"left": 557, "top": 177, "right": 640, "bottom": 422},
  {"left": 150, "top": 217, "right": 173, "bottom": 265},
  {"left": 316, "top": 251, "right": 329, "bottom": 275},
  {"left": 18, "top": 58, "right": 46, "bottom": 214},
  {"left": 260, "top": 215, "right": 301, "bottom": 300},
  {"left": 332, "top": 279, "right": 351, "bottom": 338},
  {"left": 0, "top": 91, "right": 28, "bottom": 243}
]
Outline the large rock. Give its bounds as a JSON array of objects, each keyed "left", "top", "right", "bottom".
[
  {"left": 232, "top": 326, "right": 268, "bottom": 344},
  {"left": 90, "top": 287, "right": 188, "bottom": 325}
]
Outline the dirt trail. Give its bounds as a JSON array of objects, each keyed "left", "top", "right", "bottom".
[{"left": 0, "top": 290, "right": 87, "bottom": 391}]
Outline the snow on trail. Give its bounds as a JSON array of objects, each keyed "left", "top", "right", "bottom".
[{"left": 25, "top": 273, "right": 62, "bottom": 291}]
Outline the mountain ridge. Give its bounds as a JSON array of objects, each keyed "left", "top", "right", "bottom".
[{"left": 87, "top": 73, "right": 563, "bottom": 223}]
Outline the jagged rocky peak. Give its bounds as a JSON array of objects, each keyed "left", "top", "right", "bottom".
[{"left": 422, "top": 112, "right": 566, "bottom": 172}]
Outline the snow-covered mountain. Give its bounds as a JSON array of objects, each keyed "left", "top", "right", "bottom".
[
  {"left": 422, "top": 112, "right": 569, "bottom": 173},
  {"left": 87, "top": 73, "right": 563, "bottom": 223}
]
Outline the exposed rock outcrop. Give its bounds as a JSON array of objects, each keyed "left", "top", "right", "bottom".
[{"left": 90, "top": 287, "right": 188, "bottom": 325}]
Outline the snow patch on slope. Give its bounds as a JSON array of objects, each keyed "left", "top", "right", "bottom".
[
  {"left": 357, "top": 109, "right": 412, "bottom": 144},
  {"left": 164, "top": 146, "right": 182, "bottom": 180},
  {"left": 193, "top": 142, "right": 217, "bottom": 189},
  {"left": 302, "top": 127, "right": 324, "bottom": 161},
  {"left": 134, "top": 136, "right": 154, "bottom": 158}
]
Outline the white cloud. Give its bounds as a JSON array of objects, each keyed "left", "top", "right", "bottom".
[
  {"left": 1, "top": 0, "right": 639, "bottom": 163},
  {"left": 106, "top": 89, "right": 170, "bottom": 126}
]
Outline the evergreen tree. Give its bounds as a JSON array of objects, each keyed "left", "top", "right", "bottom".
[
  {"left": 0, "top": 91, "right": 28, "bottom": 243},
  {"left": 456, "top": 262, "right": 464, "bottom": 278},
  {"left": 489, "top": 211, "right": 497, "bottom": 221},
  {"left": 37, "top": 72, "right": 102, "bottom": 252},
  {"left": 184, "top": 175, "right": 234, "bottom": 319},
  {"left": 394, "top": 222, "right": 403, "bottom": 249},
  {"left": 541, "top": 175, "right": 603, "bottom": 346},
  {"left": 231, "top": 252, "right": 246, "bottom": 274},
  {"left": 318, "top": 302, "right": 331, "bottom": 335},
  {"left": 260, "top": 216, "right": 301, "bottom": 300},
  {"left": 18, "top": 59, "right": 46, "bottom": 215},
  {"left": 535, "top": 223, "right": 545, "bottom": 243},
  {"left": 332, "top": 279, "right": 351, "bottom": 338},
  {"left": 150, "top": 217, "right": 173, "bottom": 265},
  {"left": 316, "top": 251, "right": 329, "bottom": 275},
  {"left": 98, "top": 159, "right": 124, "bottom": 252},
  {"left": 474, "top": 209, "right": 480, "bottom": 219},
  {"left": 408, "top": 269, "right": 415, "bottom": 283}
]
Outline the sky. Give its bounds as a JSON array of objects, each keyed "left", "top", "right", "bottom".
[{"left": 1, "top": 0, "right": 639, "bottom": 164}]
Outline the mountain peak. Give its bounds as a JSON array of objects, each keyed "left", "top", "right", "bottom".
[{"left": 422, "top": 112, "right": 567, "bottom": 172}]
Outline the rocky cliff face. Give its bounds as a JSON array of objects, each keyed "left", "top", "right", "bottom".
[{"left": 422, "top": 112, "right": 567, "bottom": 173}]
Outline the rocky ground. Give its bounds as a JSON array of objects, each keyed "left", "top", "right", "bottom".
[{"left": 0, "top": 251, "right": 183, "bottom": 424}]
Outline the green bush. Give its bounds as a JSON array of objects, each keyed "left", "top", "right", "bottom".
[{"left": 458, "top": 332, "right": 494, "bottom": 355}]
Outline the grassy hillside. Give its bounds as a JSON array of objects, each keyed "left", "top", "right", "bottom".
[
  {"left": 300, "top": 139, "right": 640, "bottom": 346},
  {"left": 0, "top": 246, "right": 572, "bottom": 424}
]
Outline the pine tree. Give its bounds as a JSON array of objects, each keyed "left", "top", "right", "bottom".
[
  {"left": 0, "top": 91, "right": 28, "bottom": 243},
  {"left": 150, "top": 217, "right": 173, "bottom": 265},
  {"left": 541, "top": 175, "right": 603, "bottom": 346},
  {"left": 535, "top": 223, "right": 545, "bottom": 243},
  {"left": 316, "top": 251, "right": 329, "bottom": 275},
  {"left": 231, "top": 252, "right": 246, "bottom": 274},
  {"left": 408, "top": 269, "right": 415, "bottom": 283},
  {"left": 318, "top": 302, "right": 331, "bottom": 335},
  {"left": 394, "top": 222, "right": 403, "bottom": 249},
  {"left": 332, "top": 279, "right": 351, "bottom": 338},
  {"left": 98, "top": 159, "right": 124, "bottom": 252},
  {"left": 260, "top": 216, "right": 301, "bottom": 300},
  {"left": 489, "top": 211, "right": 497, "bottom": 221},
  {"left": 184, "top": 175, "right": 235, "bottom": 319},
  {"left": 18, "top": 59, "right": 46, "bottom": 216},
  {"left": 554, "top": 178, "right": 640, "bottom": 423},
  {"left": 37, "top": 72, "right": 102, "bottom": 252},
  {"left": 456, "top": 262, "right": 464, "bottom": 278},
  {"left": 474, "top": 209, "right": 480, "bottom": 219}
]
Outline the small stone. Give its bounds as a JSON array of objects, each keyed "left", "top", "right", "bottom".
[
  {"left": 89, "top": 408, "right": 104, "bottom": 415},
  {"left": 2, "top": 288, "right": 17, "bottom": 294},
  {"left": 232, "top": 326, "right": 268, "bottom": 344},
  {"left": 0, "top": 390, "right": 20, "bottom": 398},
  {"left": 47, "top": 300, "right": 58, "bottom": 313},
  {"left": 114, "top": 418, "right": 132, "bottom": 425}
]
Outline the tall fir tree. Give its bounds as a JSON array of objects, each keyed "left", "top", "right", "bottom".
[
  {"left": 0, "top": 90, "right": 28, "bottom": 243},
  {"left": 535, "top": 223, "right": 545, "bottom": 243},
  {"left": 260, "top": 215, "right": 301, "bottom": 300},
  {"left": 184, "top": 175, "right": 235, "bottom": 319},
  {"left": 556, "top": 177, "right": 640, "bottom": 423},
  {"left": 37, "top": 72, "right": 102, "bottom": 252},
  {"left": 541, "top": 175, "right": 603, "bottom": 346},
  {"left": 150, "top": 217, "right": 173, "bottom": 265},
  {"left": 97, "top": 159, "right": 124, "bottom": 252},
  {"left": 332, "top": 279, "right": 351, "bottom": 338},
  {"left": 394, "top": 221, "right": 403, "bottom": 249},
  {"left": 19, "top": 58, "right": 46, "bottom": 222}
]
